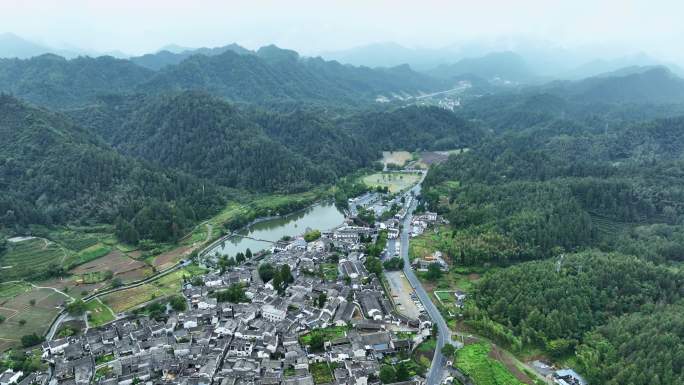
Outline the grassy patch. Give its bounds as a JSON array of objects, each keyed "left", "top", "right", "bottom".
[
  {"left": 395, "top": 331, "right": 416, "bottom": 339},
  {"left": 86, "top": 299, "right": 115, "bottom": 327},
  {"left": 408, "top": 226, "right": 451, "bottom": 262},
  {"left": 94, "top": 365, "right": 113, "bottom": 381},
  {"left": 322, "top": 263, "right": 339, "bottom": 281},
  {"left": 416, "top": 338, "right": 436, "bottom": 353},
  {"left": 412, "top": 339, "right": 436, "bottom": 371},
  {"left": 310, "top": 362, "right": 334, "bottom": 384},
  {"left": 435, "top": 291, "right": 454, "bottom": 302},
  {"left": 455, "top": 343, "right": 525, "bottom": 385},
  {"left": 95, "top": 353, "right": 115, "bottom": 365},
  {"left": 299, "top": 326, "right": 349, "bottom": 345}
]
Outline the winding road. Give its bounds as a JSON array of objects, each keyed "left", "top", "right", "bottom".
[{"left": 400, "top": 180, "right": 451, "bottom": 385}]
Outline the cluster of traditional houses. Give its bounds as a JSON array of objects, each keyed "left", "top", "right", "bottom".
[{"left": 29, "top": 224, "right": 436, "bottom": 385}]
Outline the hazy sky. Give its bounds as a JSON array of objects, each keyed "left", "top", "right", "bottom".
[{"left": 1, "top": 0, "right": 683, "bottom": 62}]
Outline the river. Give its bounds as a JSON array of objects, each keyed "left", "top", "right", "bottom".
[{"left": 210, "top": 202, "right": 345, "bottom": 257}]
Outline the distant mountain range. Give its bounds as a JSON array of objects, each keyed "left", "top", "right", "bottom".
[
  {"left": 320, "top": 41, "right": 684, "bottom": 83},
  {"left": 426, "top": 51, "right": 536, "bottom": 84},
  {"left": 129, "top": 43, "right": 252, "bottom": 70},
  {"left": 319, "top": 42, "right": 459, "bottom": 71},
  {"left": 3, "top": 32, "right": 683, "bottom": 85},
  {"left": 544, "top": 66, "right": 684, "bottom": 104},
  {"left": 0, "top": 45, "right": 448, "bottom": 109},
  {"left": 0, "top": 32, "right": 127, "bottom": 59},
  {"left": 1, "top": 33, "right": 684, "bottom": 109}
]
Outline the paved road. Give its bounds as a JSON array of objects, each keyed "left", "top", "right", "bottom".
[{"left": 400, "top": 181, "right": 451, "bottom": 385}]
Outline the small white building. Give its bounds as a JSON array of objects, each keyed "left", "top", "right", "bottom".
[{"left": 262, "top": 304, "right": 287, "bottom": 322}]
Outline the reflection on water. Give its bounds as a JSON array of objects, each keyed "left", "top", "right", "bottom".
[{"left": 211, "top": 202, "right": 345, "bottom": 257}]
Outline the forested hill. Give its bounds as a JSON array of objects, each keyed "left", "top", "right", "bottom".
[
  {"left": 130, "top": 43, "right": 252, "bottom": 70},
  {"left": 421, "top": 93, "right": 684, "bottom": 384},
  {"left": 245, "top": 107, "right": 378, "bottom": 177},
  {"left": 0, "top": 45, "right": 448, "bottom": 109},
  {"left": 103, "top": 92, "right": 332, "bottom": 192},
  {"left": 340, "top": 105, "right": 484, "bottom": 150},
  {"left": 0, "top": 54, "right": 153, "bottom": 108},
  {"left": 139, "top": 47, "right": 445, "bottom": 105},
  {"left": 66, "top": 92, "right": 484, "bottom": 193},
  {"left": 0, "top": 95, "right": 226, "bottom": 241},
  {"left": 544, "top": 66, "right": 684, "bottom": 104}
]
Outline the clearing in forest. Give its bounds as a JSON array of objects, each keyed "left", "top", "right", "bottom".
[
  {"left": 382, "top": 151, "right": 412, "bottom": 167},
  {"left": 362, "top": 172, "right": 421, "bottom": 193}
]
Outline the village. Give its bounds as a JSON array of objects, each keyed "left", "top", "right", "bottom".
[
  {"left": 3, "top": 182, "right": 455, "bottom": 385},
  {"left": 1, "top": 175, "right": 587, "bottom": 385}
]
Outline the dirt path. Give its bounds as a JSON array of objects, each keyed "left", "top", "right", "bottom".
[
  {"left": 205, "top": 224, "right": 212, "bottom": 242},
  {"left": 97, "top": 297, "right": 116, "bottom": 318},
  {"left": 490, "top": 344, "right": 535, "bottom": 385},
  {"left": 2, "top": 280, "right": 73, "bottom": 301},
  {"left": 28, "top": 283, "right": 75, "bottom": 301}
]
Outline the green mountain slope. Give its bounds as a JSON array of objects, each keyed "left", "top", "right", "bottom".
[
  {"left": 106, "top": 92, "right": 327, "bottom": 192},
  {"left": 0, "top": 95, "right": 225, "bottom": 238},
  {"left": 0, "top": 54, "right": 153, "bottom": 108}
]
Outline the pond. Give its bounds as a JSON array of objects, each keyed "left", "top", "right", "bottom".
[{"left": 209, "top": 202, "right": 345, "bottom": 257}]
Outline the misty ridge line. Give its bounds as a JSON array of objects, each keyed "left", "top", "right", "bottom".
[{"left": 1, "top": 32, "right": 683, "bottom": 83}]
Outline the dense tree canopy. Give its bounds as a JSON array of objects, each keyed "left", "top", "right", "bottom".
[
  {"left": 470, "top": 252, "right": 683, "bottom": 349},
  {"left": 576, "top": 304, "right": 684, "bottom": 385}
]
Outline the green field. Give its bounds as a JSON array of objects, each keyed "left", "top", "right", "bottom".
[
  {"left": 309, "top": 362, "right": 335, "bottom": 384},
  {"left": 362, "top": 172, "right": 421, "bottom": 193},
  {"left": 455, "top": 343, "right": 525, "bottom": 385},
  {"left": 86, "top": 299, "right": 115, "bottom": 327},
  {"left": 435, "top": 291, "right": 454, "bottom": 302},
  {"left": 45, "top": 226, "right": 128, "bottom": 257},
  {"left": 0, "top": 238, "right": 64, "bottom": 281},
  {"left": 66, "top": 243, "right": 112, "bottom": 268},
  {"left": 408, "top": 225, "right": 454, "bottom": 262},
  {"left": 0, "top": 282, "right": 30, "bottom": 299}
]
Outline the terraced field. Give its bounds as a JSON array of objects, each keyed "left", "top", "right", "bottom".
[
  {"left": 100, "top": 267, "right": 202, "bottom": 313},
  {"left": 0, "top": 282, "right": 68, "bottom": 350},
  {"left": 0, "top": 238, "right": 65, "bottom": 281}
]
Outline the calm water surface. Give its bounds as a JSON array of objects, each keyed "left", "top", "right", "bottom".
[{"left": 210, "top": 202, "right": 344, "bottom": 257}]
